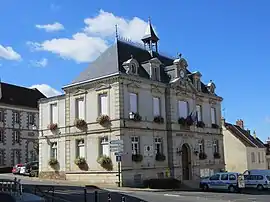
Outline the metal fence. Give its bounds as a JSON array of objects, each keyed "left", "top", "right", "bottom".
[{"left": 0, "top": 177, "right": 23, "bottom": 201}]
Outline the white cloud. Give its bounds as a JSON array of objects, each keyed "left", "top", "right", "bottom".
[
  {"left": 36, "top": 22, "right": 64, "bottom": 32},
  {"left": 30, "top": 58, "right": 48, "bottom": 67},
  {"left": 28, "top": 33, "right": 108, "bottom": 63},
  {"left": 30, "top": 84, "right": 62, "bottom": 97},
  {"left": 0, "top": 44, "right": 21, "bottom": 60},
  {"left": 84, "top": 10, "right": 148, "bottom": 42},
  {"left": 28, "top": 10, "right": 151, "bottom": 63}
]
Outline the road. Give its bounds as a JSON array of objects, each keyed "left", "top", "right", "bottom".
[{"left": 1, "top": 173, "right": 270, "bottom": 201}]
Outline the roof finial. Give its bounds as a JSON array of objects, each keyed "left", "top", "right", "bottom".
[
  {"left": 178, "top": 53, "right": 182, "bottom": 58},
  {"left": 148, "top": 16, "right": 151, "bottom": 24},
  {"left": 130, "top": 54, "right": 133, "bottom": 59},
  {"left": 115, "top": 24, "right": 119, "bottom": 39}
]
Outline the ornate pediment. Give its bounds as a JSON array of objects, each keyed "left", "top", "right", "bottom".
[
  {"left": 73, "top": 89, "right": 87, "bottom": 96},
  {"left": 151, "top": 84, "right": 162, "bottom": 94},
  {"left": 127, "top": 82, "right": 140, "bottom": 89},
  {"left": 95, "top": 83, "right": 111, "bottom": 91}
]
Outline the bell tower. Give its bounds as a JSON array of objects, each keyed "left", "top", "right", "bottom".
[{"left": 141, "top": 18, "right": 159, "bottom": 54}]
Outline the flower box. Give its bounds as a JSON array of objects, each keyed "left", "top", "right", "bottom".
[
  {"left": 97, "top": 155, "right": 113, "bottom": 171},
  {"left": 155, "top": 153, "right": 166, "bottom": 161},
  {"left": 153, "top": 115, "right": 164, "bottom": 124},
  {"left": 132, "top": 154, "right": 143, "bottom": 162},
  {"left": 47, "top": 123, "right": 57, "bottom": 131},
  {"left": 197, "top": 121, "right": 205, "bottom": 128},
  {"left": 74, "top": 119, "right": 87, "bottom": 129},
  {"left": 212, "top": 124, "right": 219, "bottom": 129},
  {"left": 178, "top": 116, "right": 194, "bottom": 127},
  {"left": 130, "top": 112, "right": 142, "bottom": 122},
  {"left": 213, "top": 152, "right": 221, "bottom": 159},
  {"left": 199, "top": 152, "right": 207, "bottom": 160},
  {"left": 96, "top": 115, "right": 110, "bottom": 125},
  {"left": 74, "top": 157, "right": 86, "bottom": 166},
  {"left": 48, "top": 158, "right": 58, "bottom": 166}
]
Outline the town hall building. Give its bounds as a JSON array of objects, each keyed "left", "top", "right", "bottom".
[{"left": 38, "top": 19, "right": 224, "bottom": 186}]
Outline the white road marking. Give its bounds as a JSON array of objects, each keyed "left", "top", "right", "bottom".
[{"left": 164, "top": 194, "right": 183, "bottom": 197}]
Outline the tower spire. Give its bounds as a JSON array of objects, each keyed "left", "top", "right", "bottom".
[{"left": 141, "top": 17, "right": 159, "bottom": 53}]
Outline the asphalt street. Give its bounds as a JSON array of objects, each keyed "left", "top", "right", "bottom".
[{"left": 1, "top": 173, "right": 270, "bottom": 202}]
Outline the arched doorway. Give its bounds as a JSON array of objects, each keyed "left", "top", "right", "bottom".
[{"left": 182, "top": 143, "right": 191, "bottom": 180}]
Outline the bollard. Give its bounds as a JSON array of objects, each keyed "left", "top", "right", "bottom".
[
  {"left": 107, "top": 192, "right": 111, "bottom": 202},
  {"left": 121, "top": 196, "right": 125, "bottom": 202},
  {"left": 94, "top": 190, "right": 98, "bottom": 202},
  {"left": 84, "top": 187, "right": 87, "bottom": 202}
]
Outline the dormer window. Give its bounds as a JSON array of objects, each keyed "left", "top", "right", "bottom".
[
  {"left": 122, "top": 56, "right": 139, "bottom": 75},
  {"left": 207, "top": 80, "right": 216, "bottom": 94},
  {"left": 151, "top": 66, "right": 160, "bottom": 81},
  {"left": 192, "top": 71, "right": 202, "bottom": 91}
]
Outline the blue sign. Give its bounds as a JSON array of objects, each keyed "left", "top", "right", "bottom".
[{"left": 116, "top": 155, "right": 121, "bottom": 162}]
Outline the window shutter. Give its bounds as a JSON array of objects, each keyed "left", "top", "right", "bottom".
[
  {"left": 153, "top": 97, "right": 160, "bottom": 116},
  {"left": 100, "top": 94, "right": 108, "bottom": 115},
  {"left": 78, "top": 99, "right": 84, "bottom": 119},
  {"left": 129, "top": 93, "right": 137, "bottom": 113}
]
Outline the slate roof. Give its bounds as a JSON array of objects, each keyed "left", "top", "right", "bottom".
[
  {"left": 0, "top": 82, "right": 46, "bottom": 108},
  {"left": 71, "top": 39, "right": 211, "bottom": 95},
  {"left": 225, "top": 122, "right": 265, "bottom": 148}
]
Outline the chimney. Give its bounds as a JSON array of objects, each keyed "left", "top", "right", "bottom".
[{"left": 236, "top": 119, "right": 244, "bottom": 129}]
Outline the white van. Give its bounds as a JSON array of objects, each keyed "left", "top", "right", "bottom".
[
  {"left": 200, "top": 172, "right": 245, "bottom": 193},
  {"left": 243, "top": 170, "right": 270, "bottom": 190}
]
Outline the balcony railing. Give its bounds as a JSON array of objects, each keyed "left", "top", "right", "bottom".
[{"left": 0, "top": 178, "right": 23, "bottom": 198}]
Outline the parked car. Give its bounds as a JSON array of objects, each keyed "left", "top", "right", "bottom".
[
  {"left": 200, "top": 172, "right": 245, "bottom": 193},
  {"left": 12, "top": 164, "right": 23, "bottom": 175},
  {"left": 25, "top": 161, "right": 39, "bottom": 177},
  {"left": 19, "top": 164, "right": 26, "bottom": 175}
]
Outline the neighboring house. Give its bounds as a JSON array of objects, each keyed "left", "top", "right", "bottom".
[
  {"left": 0, "top": 82, "right": 46, "bottom": 168},
  {"left": 264, "top": 139, "right": 270, "bottom": 169},
  {"left": 223, "top": 119, "right": 266, "bottom": 173},
  {"left": 38, "top": 19, "right": 224, "bottom": 186}
]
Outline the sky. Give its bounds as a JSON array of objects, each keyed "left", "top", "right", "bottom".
[{"left": 0, "top": 0, "right": 270, "bottom": 140}]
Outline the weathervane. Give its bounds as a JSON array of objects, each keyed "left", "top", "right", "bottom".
[{"left": 115, "top": 24, "right": 119, "bottom": 39}]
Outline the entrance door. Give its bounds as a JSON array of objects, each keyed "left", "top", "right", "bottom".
[{"left": 182, "top": 144, "right": 191, "bottom": 180}]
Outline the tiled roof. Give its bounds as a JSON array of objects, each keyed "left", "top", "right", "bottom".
[
  {"left": 225, "top": 122, "right": 265, "bottom": 148},
  {"left": 0, "top": 82, "right": 46, "bottom": 108},
  {"left": 71, "top": 39, "right": 211, "bottom": 94}
]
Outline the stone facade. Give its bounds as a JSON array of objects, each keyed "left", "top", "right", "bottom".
[{"left": 0, "top": 104, "right": 39, "bottom": 168}]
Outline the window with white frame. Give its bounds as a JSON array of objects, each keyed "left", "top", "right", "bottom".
[
  {"left": 178, "top": 101, "right": 188, "bottom": 118},
  {"left": 153, "top": 97, "right": 160, "bottom": 116},
  {"left": 99, "top": 93, "right": 108, "bottom": 115},
  {"left": 251, "top": 152, "right": 255, "bottom": 163},
  {"left": 213, "top": 140, "right": 219, "bottom": 153},
  {"left": 196, "top": 105, "right": 202, "bottom": 121},
  {"left": 152, "top": 67, "right": 160, "bottom": 81},
  {"left": 100, "top": 136, "right": 109, "bottom": 156},
  {"left": 76, "top": 139, "right": 85, "bottom": 158},
  {"left": 211, "top": 107, "right": 216, "bottom": 124},
  {"left": 50, "top": 103, "right": 58, "bottom": 123},
  {"left": 14, "top": 112, "right": 19, "bottom": 123},
  {"left": 199, "top": 139, "right": 205, "bottom": 153},
  {"left": 50, "top": 142, "right": 57, "bottom": 159},
  {"left": 29, "top": 113, "right": 34, "bottom": 125},
  {"left": 0, "top": 130, "right": 3, "bottom": 142},
  {"left": 129, "top": 93, "right": 138, "bottom": 113},
  {"left": 154, "top": 137, "right": 163, "bottom": 154},
  {"left": 0, "top": 150, "right": 4, "bottom": 165},
  {"left": 131, "top": 136, "right": 139, "bottom": 154},
  {"left": 75, "top": 98, "right": 84, "bottom": 119},
  {"left": 14, "top": 131, "right": 20, "bottom": 143}
]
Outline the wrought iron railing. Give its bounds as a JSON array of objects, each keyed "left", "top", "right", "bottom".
[{"left": 0, "top": 177, "right": 23, "bottom": 198}]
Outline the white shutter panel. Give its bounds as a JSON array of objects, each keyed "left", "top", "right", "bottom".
[
  {"left": 130, "top": 93, "right": 137, "bottom": 113},
  {"left": 211, "top": 108, "right": 216, "bottom": 124},
  {"left": 153, "top": 97, "right": 160, "bottom": 116},
  {"left": 101, "top": 95, "right": 108, "bottom": 115},
  {"left": 51, "top": 104, "right": 58, "bottom": 123},
  {"left": 78, "top": 99, "right": 84, "bottom": 119},
  {"left": 103, "top": 144, "right": 110, "bottom": 156},
  {"left": 79, "top": 145, "right": 85, "bottom": 158}
]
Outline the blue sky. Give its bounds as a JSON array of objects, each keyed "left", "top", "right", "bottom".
[{"left": 0, "top": 0, "right": 269, "bottom": 140}]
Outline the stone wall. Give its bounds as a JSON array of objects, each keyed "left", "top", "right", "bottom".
[{"left": 39, "top": 171, "right": 66, "bottom": 180}]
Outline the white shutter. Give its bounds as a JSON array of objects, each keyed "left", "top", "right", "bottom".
[
  {"left": 79, "top": 145, "right": 85, "bottom": 158},
  {"left": 211, "top": 107, "right": 216, "bottom": 124},
  {"left": 153, "top": 97, "right": 160, "bottom": 116},
  {"left": 179, "top": 101, "right": 188, "bottom": 118},
  {"left": 78, "top": 99, "right": 84, "bottom": 119},
  {"left": 51, "top": 104, "right": 58, "bottom": 123},
  {"left": 196, "top": 105, "right": 202, "bottom": 121},
  {"left": 102, "top": 144, "right": 110, "bottom": 156},
  {"left": 129, "top": 93, "right": 137, "bottom": 113},
  {"left": 100, "top": 94, "right": 108, "bottom": 115}
]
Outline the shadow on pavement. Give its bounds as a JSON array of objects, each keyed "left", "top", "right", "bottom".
[{"left": 23, "top": 183, "right": 147, "bottom": 202}]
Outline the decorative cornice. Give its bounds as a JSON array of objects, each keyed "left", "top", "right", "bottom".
[
  {"left": 95, "top": 83, "right": 111, "bottom": 91},
  {"left": 73, "top": 89, "right": 88, "bottom": 96}
]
